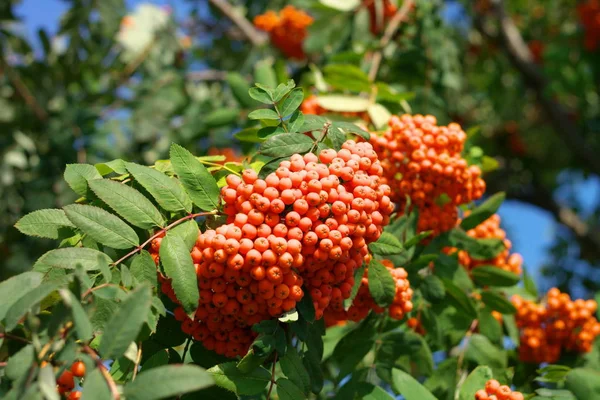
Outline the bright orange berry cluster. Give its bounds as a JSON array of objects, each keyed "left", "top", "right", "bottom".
[
  {"left": 511, "top": 288, "right": 600, "bottom": 363},
  {"left": 475, "top": 379, "right": 524, "bottom": 400},
  {"left": 56, "top": 361, "right": 86, "bottom": 399},
  {"left": 577, "top": 0, "right": 600, "bottom": 51},
  {"left": 369, "top": 114, "right": 485, "bottom": 236},
  {"left": 154, "top": 140, "right": 393, "bottom": 357},
  {"left": 453, "top": 213, "right": 523, "bottom": 275},
  {"left": 324, "top": 259, "right": 413, "bottom": 325},
  {"left": 364, "top": 0, "right": 397, "bottom": 35},
  {"left": 254, "top": 6, "right": 313, "bottom": 59}
]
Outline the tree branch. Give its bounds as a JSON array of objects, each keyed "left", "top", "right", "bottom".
[
  {"left": 208, "top": 0, "right": 267, "bottom": 47},
  {"left": 368, "top": 0, "right": 414, "bottom": 82},
  {"left": 474, "top": 0, "right": 600, "bottom": 176},
  {"left": 0, "top": 59, "right": 48, "bottom": 122}
]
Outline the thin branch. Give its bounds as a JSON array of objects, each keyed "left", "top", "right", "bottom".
[
  {"left": 132, "top": 342, "right": 142, "bottom": 381},
  {"left": 181, "top": 337, "right": 192, "bottom": 363},
  {"left": 83, "top": 346, "right": 120, "bottom": 400},
  {"left": 111, "top": 211, "right": 218, "bottom": 267},
  {"left": 454, "top": 319, "right": 479, "bottom": 400},
  {"left": 0, "top": 332, "right": 30, "bottom": 344},
  {"left": 0, "top": 59, "right": 48, "bottom": 122},
  {"left": 368, "top": 0, "right": 415, "bottom": 82},
  {"left": 208, "top": 0, "right": 267, "bottom": 47},
  {"left": 266, "top": 352, "right": 278, "bottom": 400},
  {"left": 474, "top": 0, "right": 600, "bottom": 176}
]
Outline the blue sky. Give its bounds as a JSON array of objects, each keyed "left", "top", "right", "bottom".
[{"left": 15, "top": 0, "right": 595, "bottom": 287}]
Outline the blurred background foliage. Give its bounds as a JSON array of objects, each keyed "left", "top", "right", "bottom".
[{"left": 1, "top": 0, "right": 599, "bottom": 297}]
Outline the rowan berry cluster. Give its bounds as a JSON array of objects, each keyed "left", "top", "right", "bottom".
[
  {"left": 577, "top": 0, "right": 600, "bottom": 51},
  {"left": 475, "top": 379, "right": 524, "bottom": 400},
  {"left": 453, "top": 213, "right": 523, "bottom": 275},
  {"left": 511, "top": 288, "right": 600, "bottom": 363},
  {"left": 56, "top": 361, "right": 85, "bottom": 399},
  {"left": 254, "top": 6, "right": 313, "bottom": 59},
  {"left": 153, "top": 140, "right": 393, "bottom": 357},
  {"left": 300, "top": 94, "right": 371, "bottom": 123},
  {"left": 364, "top": 0, "right": 397, "bottom": 35},
  {"left": 325, "top": 259, "right": 412, "bottom": 325},
  {"left": 369, "top": 114, "right": 485, "bottom": 236}
]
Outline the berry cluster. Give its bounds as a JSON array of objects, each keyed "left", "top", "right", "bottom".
[
  {"left": 325, "top": 259, "right": 413, "bottom": 325},
  {"left": 452, "top": 213, "right": 523, "bottom": 275},
  {"left": 511, "top": 288, "right": 600, "bottom": 363},
  {"left": 254, "top": 6, "right": 313, "bottom": 59},
  {"left": 154, "top": 140, "right": 393, "bottom": 357},
  {"left": 364, "top": 0, "right": 397, "bottom": 35},
  {"left": 300, "top": 94, "right": 370, "bottom": 123},
  {"left": 369, "top": 114, "right": 485, "bottom": 236},
  {"left": 475, "top": 380, "right": 524, "bottom": 400},
  {"left": 56, "top": 361, "right": 86, "bottom": 399},
  {"left": 577, "top": 0, "right": 600, "bottom": 51}
]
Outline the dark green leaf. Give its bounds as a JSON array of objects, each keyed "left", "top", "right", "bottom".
[
  {"left": 442, "top": 279, "right": 478, "bottom": 319},
  {"left": 226, "top": 73, "right": 255, "bottom": 107},
  {"left": 391, "top": 368, "right": 437, "bottom": 400},
  {"left": 471, "top": 266, "right": 520, "bottom": 287},
  {"left": 460, "top": 192, "right": 506, "bottom": 231},
  {"left": 448, "top": 229, "right": 505, "bottom": 260},
  {"left": 248, "top": 108, "right": 280, "bottom": 120},
  {"left": 64, "top": 164, "right": 102, "bottom": 196},
  {"left": 89, "top": 179, "right": 165, "bottom": 229},
  {"left": 276, "top": 378, "right": 305, "bottom": 400},
  {"left": 64, "top": 204, "right": 139, "bottom": 249},
  {"left": 458, "top": 366, "right": 493, "bottom": 400},
  {"left": 33, "top": 248, "right": 113, "bottom": 272},
  {"left": 280, "top": 348, "right": 310, "bottom": 394},
  {"left": 523, "top": 267, "right": 538, "bottom": 298},
  {"left": 4, "top": 282, "right": 59, "bottom": 330},
  {"left": 159, "top": 233, "right": 199, "bottom": 315},
  {"left": 14, "top": 209, "right": 75, "bottom": 239},
  {"left": 368, "top": 260, "right": 396, "bottom": 307},
  {"left": 0, "top": 272, "right": 42, "bottom": 321},
  {"left": 480, "top": 290, "right": 516, "bottom": 314},
  {"left": 5, "top": 345, "right": 34, "bottom": 381},
  {"left": 331, "top": 121, "right": 370, "bottom": 141},
  {"left": 126, "top": 163, "right": 192, "bottom": 213},
  {"left": 204, "top": 109, "right": 239, "bottom": 128},
  {"left": 260, "top": 134, "right": 314, "bottom": 158},
  {"left": 297, "top": 290, "right": 316, "bottom": 323},
  {"left": 124, "top": 365, "right": 214, "bottom": 400},
  {"left": 99, "top": 285, "right": 152, "bottom": 359},
  {"left": 60, "top": 289, "right": 93, "bottom": 341},
  {"left": 81, "top": 368, "right": 112, "bottom": 400},
  {"left": 248, "top": 87, "right": 273, "bottom": 104},
  {"left": 280, "top": 88, "right": 304, "bottom": 117},
  {"left": 208, "top": 362, "right": 270, "bottom": 395},
  {"left": 170, "top": 144, "right": 220, "bottom": 212},
  {"left": 273, "top": 80, "right": 296, "bottom": 102},
  {"left": 368, "top": 232, "right": 404, "bottom": 256},
  {"left": 465, "top": 334, "right": 507, "bottom": 370},
  {"left": 421, "top": 275, "right": 446, "bottom": 303},
  {"left": 170, "top": 219, "right": 200, "bottom": 251},
  {"left": 130, "top": 251, "right": 157, "bottom": 289}
]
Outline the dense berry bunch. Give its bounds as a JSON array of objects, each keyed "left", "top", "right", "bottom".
[
  {"left": 254, "top": 6, "right": 313, "bottom": 59},
  {"left": 300, "top": 95, "right": 370, "bottom": 123},
  {"left": 56, "top": 361, "right": 86, "bottom": 399},
  {"left": 475, "top": 379, "right": 524, "bottom": 400},
  {"left": 577, "top": 0, "right": 600, "bottom": 51},
  {"left": 154, "top": 140, "right": 393, "bottom": 357},
  {"left": 452, "top": 213, "right": 523, "bottom": 275},
  {"left": 511, "top": 288, "right": 600, "bottom": 363},
  {"left": 325, "top": 259, "right": 413, "bottom": 325},
  {"left": 364, "top": 0, "right": 397, "bottom": 34},
  {"left": 369, "top": 114, "right": 485, "bottom": 236}
]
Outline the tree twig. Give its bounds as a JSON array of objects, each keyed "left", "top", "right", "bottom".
[
  {"left": 266, "top": 352, "right": 278, "bottom": 400},
  {"left": 0, "top": 332, "right": 31, "bottom": 344},
  {"left": 454, "top": 319, "right": 479, "bottom": 400},
  {"left": 132, "top": 342, "right": 142, "bottom": 381},
  {"left": 208, "top": 0, "right": 267, "bottom": 47},
  {"left": 83, "top": 346, "right": 120, "bottom": 400},
  {"left": 0, "top": 58, "right": 48, "bottom": 122},
  {"left": 368, "top": 0, "right": 414, "bottom": 82},
  {"left": 474, "top": 0, "right": 600, "bottom": 176}
]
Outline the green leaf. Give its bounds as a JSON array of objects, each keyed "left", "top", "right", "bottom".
[
  {"left": 159, "top": 233, "right": 199, "bottom": 315},
  {"left": 130, "top": 251, "right": 158, "bottom": 288},
  {"left": 126, "top": 163, "right": 192, "bottom": 213},
  {"left": 273, "top": 80, "right": 296, "bottom": 102},
  {"left": 99, "top": 285, "right": 152, "bottom": 359},
  {"left": 442, "top": 279, "right": 478, "bottom": 319},
  {"left": 345, "top": 263, "right": 365, "bottom": 308},
  {"left": 208, "top": 362, "right": 270, "bottom": 395},
  {"left": 33, "top": 248, "right": 113, "bottom": 272},
  {"left": 368, "top": 232, "right": 404, "bottom": 255},
  {"left": 254, "top": 62, "right": 278, "bottom": 90},
  {"left": 124, "top": 365, "right": 213, "bottom": 400},
  {"left": 448, "top": 229, "right": 505, "bottom": 260},
  {"left": 368, "top": 260, "right": 396, "bottom": 307},
  {"left": 460, "top": 193, "right": 506, "bottom": 230},
  {"left": 323, "top": 64, "right": 370, "bottom": 92},
  {"left": 458, "top": 366, "right": 493, "bottom": 400},
  {"left": 89, "top": 179, "right": 165, "bottom": 229},
  {"left": 81, "top": 368, "right": 112, "bottom": 400},
  {"left": 471, "top": 266, "right": 520, "bottom": 287},
  {"left": 317, "top": 95, "right": 370, "bottom": 112},
  {"left": 248, "top": 87, "right": 273, "bottom": 104},
  {"left": 4, "top": 282, "right": 59, "bottom": 330},
  {"left": 59, "top": 289, "right": 93, "bottom": 341},
  {"left": 276, "top": 378, "right": 305, "bottom": 400},
  {"left": 421, "top": 275, "right": 446, "bottom": 303},
  {"left": 248, "top": 109, "right": 281, "bottom": 120},
  {"left": 280, "top": 88, "right": 304, "bottom": 117},
  {"left": 204, "top": 109, "right": 240, "bottom": 128},
  {"left": 523, "top": 267, "right": 538, "bottom": 298},
  {"left": 95, "top": 159, "right": 128, "bottom": 175},
  {"left": 353, "top": 383, "right": 395, "bottom": 399},
  {"left": 0, "top": 272, "right": 42, "bottom": 321},
  {"left": 367, "top": 103, "right": 391, "bottom": 129},
  {"left": 331, "top": 121, "right": 370, "bottom": 141},
  {"left": 5, "top": 345, "right": 34, "bottom": 381},
  {"left": 465, "top": 334, "right": 507, "bottom": 370},
  {"left": 280, "top": 348, "right": 310, "bottom": 394},
  {"left": 391, "top": 368, "right": 437, "bottom": 400},
  {"left": 234, "top": 128, "right": 264, "bottom": 143},
  {"left": 260, "top": 133, "right": 314, "bottom": 158},
  {"left": 480, "top": 290, "right": 516, "bottom": 314},
  {"left": 478, "top": 307, "right": 503, "bottom": 344},
  {"left": 332, "top": 316, "right": 376, "bottom": 378},
  {"left": 14, "top": 209, "right": 75, "bottom": 239},
  {"left": 64, "top": 163, "right": 102, "bottom": 195},
  {"left": 170, "top": 144, "right": 220, "bottom": 211},
  {"left": 64, "top": 204, "right": 139, "bottom": 249},
  {"left": 297, "top": 291, "right": 315, "bottom": 323},
  {"left": 226, "top": 73, "right": 255, "bottom": 107},
  {"left": 170, "top": 219, "right": 200, "bottom": 251},
  {"left": 287, "top": 111, "right": 305, "bottom": 133}
]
